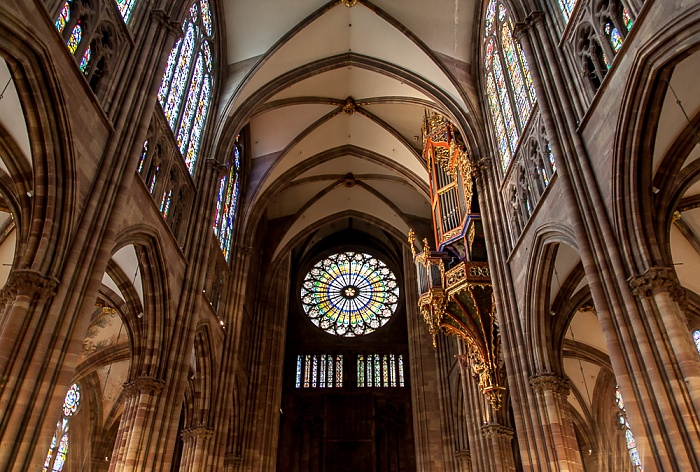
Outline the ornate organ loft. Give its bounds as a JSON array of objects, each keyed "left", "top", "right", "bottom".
[{"left": 410, "top": 114, "right": 506, "bottom": 410}]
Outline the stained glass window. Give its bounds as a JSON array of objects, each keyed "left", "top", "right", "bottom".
[
  {"left": 301, "top": 252, "right": 399, "bottom": 337},
  {"left": 160, "top": 189, "right": 172, "bottom": 218},
  {"left": 605, "top": 22, "right": 623, "bottom": 53},
  {"left": 558, "top": 0, "right": 576, "bottom": 22},
  {"left": 66, "top": 21, "right": 82, "bottom": 54},
  {"left": 157, "top": 0, "right": 214, "bottom": 176},
  {"left": 616, "top": 387, "right": 643, "bottom": 471},
  {"left": 55, "top": 2, "right": 70, "bottom": 33},
  {"left": 213, "top": 139, "right": 241, "bottom": 262},
  {"left": 115, "top": 0, "right": 137, "bottom": 23},
  {"left": 483, "top": 0, "right": 537, "bottom": 170},
  {"left": 296, "top": 354, "right": 343, "bottom": 388},
  {"left": 43, "top": 384, "right": 80, "bottom": 472},
  {"left": 693, "top": 330, "right": 700, "bottom": 354},
  {"left": 623, "top": 9, "right": 633, "bottom": 31},
  {"left": 79, "top": 46, "right": 91, "bottom": 73},
  {"left": 356, "top": 354, "right": 405, "bottom": 388}
]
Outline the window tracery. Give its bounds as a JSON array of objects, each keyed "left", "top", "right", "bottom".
[
  {"left": 157, "top": 0, "right": 214, "bottom": 176},
  {"left": 296, "top": 354, "right": 344, "bottom": 388},
  {"left": 615, "top": 387, "right": 643, "bottom": 471},
  {"left": 300, "top": 252, "right": 399, "bottom": 337},
  {"left": 483, "top": 0, "right": 536, "bottom": 170},
  {"left": 115, "top": 0, "right": 137, "bottom": 23},
  {"left": 213, "top": 137, "right": 241, "bottom": 262},
  {"left": 357, "top": 354, "right": 405, "bottom": 388},
  {"left": 42, "top": 383, "right": 80, "bottom": 472}
]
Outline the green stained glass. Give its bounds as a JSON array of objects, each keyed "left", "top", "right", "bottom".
[
  {"left": 55, "top": 2, "right": 70, "bottom": 33},
  {"left": 301, "top": 252, "right": 399, "bottom": 337}
]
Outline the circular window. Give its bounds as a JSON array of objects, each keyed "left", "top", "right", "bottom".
[{"left": 300, "top": 252, "right": 399, "bottom": 337}]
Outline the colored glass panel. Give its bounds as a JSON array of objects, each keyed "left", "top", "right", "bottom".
[
  {"left": 67, "top": 22, "right": 82, "bottom": 55},
  {"left": 162, "top": 24, "right": 195, "bottom": 129},
  {"left": 79, "top": 46, "right": 91, "bottom": 73},
  {"left": 160, "top": 189, "right": 172, "bottom": 218},
  {"left": 623, "top": 9, "right": 633, "bottom": 31},
  {"left": 138, "top": 141, "right": 148, "bottom": 173},
  {"left": 486, "top": 73, "right": 510, "bottom": 168},
  {"left": 606, "top": 22, "right": 623, "bottom": 53},
  {"left": 63, "top": 384, "right": 80, "bottom": 417},
  {"left": 358, "top": 355, "right": 365, "bottom": 387},
  {"left": 493, "top": 51, "right": 519, "bottom": 157},
  {"left": 558, "top": 0, "right": 576, "bottom": 22},
  {"left": 115, "top": 0, "right": 137, "bottom": 23},
  {"left": 398, "top": 355, "right": 405, "bottom": 387},
  {"left": 176, "top": 54, "right": 204, "bottom": 157},
  {"left": 303, "top": 355, "right": 310, "bottom": 388},
  {"left": 51, "top": 433, "right": 68, "bottom": 471},
  {"left": 301, "top": 252, "right": 399, "bottom": 337},
  {"left": 336, "top": 355, "right": 343, "bottom": 387},
  {"left": 148, "top": 165, "right": 158, "bottom": 193},
  {"left": 55, "top": 2, "right": 70, "bottom": 33},
  {"left": 295, "top": 355, "right": 302, "bottom": 388},
  {"left": 311, "top": 355, "right": 318, "bottom": 387},
  {"left": 616, "top": 387, "right": 643, "bottom": 471},
  {"left": 214, "top": 145, "right": 239, "bottom": 261},
  {"left": 184, "top": 74, "right": 211, "bottom": 174},
  {"left": 502, "top": 22, "right": 532, "bottom": 127},
  {"left": 484, "top": 0, "right": 496, "bottom": 35},
  {"left": 158, "top": 38, "right": 182, "bottom": 105},
  {"left": 201, "top": 0, "right": 213, "bottom": 36}
]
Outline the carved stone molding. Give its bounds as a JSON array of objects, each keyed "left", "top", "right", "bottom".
[
  {"left": 123, "top": 376, "right": 165, "bottom": 397},
  {"left": 529, "top": 372, "right": 570, "bottom": 395},
  {"left": 628, "top": 267, "right": 686, "bottom": 305},
  {"left": 481, "top": 423, "right": 514, "bottom": 440},
  {"left": 0, "top": 269, "right": 60, "bottom": 304},
  {"left": 513, "top": 11, "right": 545, "bottom": 41},
  {"left": 150, "top": 9, "right": 182, "bottom": 38},
  {"left": 181, "top": 426, "right": 214, "bottom": 442},
  {"left": 205, "top": 158, "right": 228, "bottom": 178}
]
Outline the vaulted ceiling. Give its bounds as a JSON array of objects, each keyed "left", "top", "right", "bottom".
[{"left": 216, "top": 0, "right": 483, "bottom": 258}]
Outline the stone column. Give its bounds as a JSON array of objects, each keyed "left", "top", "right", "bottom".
[
  {"left": 223, "top": 453, "right": 242, "bottom": 472},
  {"left": 108, "top": 377, "right": 165, "bottom": 472},
  {"left": 529, "top": 373, "right": 584, "bottom": 472},
  {"left": 179, "top": 426, "right": 214, "bottom": 472},
  {"left": 481, "top": 424, "right": 516, "bottom": 472},
  {"left": 454, "top": 450, "right": 472, "bottom": 472}
]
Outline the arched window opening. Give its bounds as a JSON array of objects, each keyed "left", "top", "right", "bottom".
[
  {"left": 615, "top": 387, "right": 643, "bottom": 471},
  {"left": 296, "top": 354, "right": 344, "bottom": 388},
  {"left": 66, "top": 20, "right": 83, "bottom": 54},
  {"left": 357, "top": 354, "right": 405, "bottom": 388},
  {"left": 213, "top": 137, "right": 241, "bottom": 262},
  {"left": 693, "top": 330, "right": 700, "bottom": 355},
  {"left": 157, "top": 0, "right": 214, "bottom": 175},
  {"left": 483, "top": 0, "right": 536, "bottom": 170},
  {"left": 115, "top": 0, "right": 137, "bottom": 23},
  {"left": 42, "top": 383, "right": 81, "bottom": 472},
  {"left": 55, "top": 2, "right": 71, "bottom": 33}
]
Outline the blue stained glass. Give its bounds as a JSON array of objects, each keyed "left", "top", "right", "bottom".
[
  {"left": 300, "top": 252, "right": 399, "bottom": 337},
  {"left": 492, "top": 51, "right": 519, "bottom": 157},
  {"left": 693, "top": 330, "right": 700, "bottom": 355},
  {"left": 160, "top": 189, "right": 172, "bottom": 218},
  {"left": 214, "top": 143, "right": 240, "bottom": 261},
  {"left": 51, "top": 434, "right": 68, "bottom": 471},
  {"left": 398, "top": 354, "right": 405, "bottom": 387},
  {"left": 486, "top": 74, "right": 510, "bottom": 168},
  {"left": 558, "top": 0, "right": 576, "bottom": 22},
  {"left": 176, "top": 54, "right": 204, "bottom": 157},
  {"left": 184, "top": 74, "right": 211, "bottom": 174},
  {"left": 201, "top": 0, "right": 213, "bottom": 36},
  {"left": 67, "top": 22, "right": 82, "bottom": 54},
  {"left": 138, "top": 141, "right": 148, "bottom": 173},
  {"left": 484, "top": 0, "right": 496, "bottom": 35},
  {"left": 115, "top": 0, "right": 137, "bottom": 23},
  {"left": 162, "top": 24, "right": 195, "bottom": 129},
  {"left": 55, "top": 2, "right": 70, "bottom": 33},
  {"left": 202, "top": 41, "right": 213, "bottom": 72},
  {"left": 502, "top": 23, "right": 532, "bottom": 127},
  {"left": 190, "top": 1, "right": 199, "bottom": 21},
  {"left": 158, "top": 38, "right": 181, "bottom": 105},
  {"left": 62, "top": 384, "right": 80, "bottom": 417},
  {"left": 606, "top": 22, "right": 623, "bottom": 53},
  {"left": 79, "top": 46, "right": 91, "bottom": 73}
]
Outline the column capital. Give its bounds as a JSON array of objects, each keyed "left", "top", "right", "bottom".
[
  {"left": 0, "top": 269, "right": 60, "bottom": 303},
  {"left": 529, "top": 372, "right": 570, "bottom": 395},
  {"left": 150, "top": 10, "right": 182, "bottom": 38},
  {"left": 181, "top": 426, "right": 214, "bottom": 442},
  {"left": 205, "top": 158, "right": 229, "bottom": 178},
  {"left": 123, "top": 376, "right": 165, "bottom": 397},
  {"left": 481, "top": 423, "right": 514, "bottom": 439},
  {"left": 628, "top": 266, "right": 686, "bottom": 305},
  {"left": 513, "top": 11, "right": 545, "bottom": 40}
]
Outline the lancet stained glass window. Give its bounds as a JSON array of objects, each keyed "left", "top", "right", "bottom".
[
  {"left": 157, "top": 0, "right": 214, "bottom": 175},
  {"left": 213, "top": 138, "right": 241, "bottom": 262},
  {"left": 295, "top": 354, "right": 343, "bottom": 388},
  {"left": 43, "top": 383, "right": 80, "bottom": 472},
  {"left": 301, "top": 252, "right": 399, "bottom": 337},
  {"left": 558, "top": 0, "right": 577, "bottom": 22},
  {"left": 483, "top": 0, "right": 536, "bottom": 170},
  {"left": 616, "top": 387, "right": 643, "bottom": 471},
  {"left": 55, "top": 2, "right": 71, "bottom": 33},
  {"left": 356, "top": 354, "right": 405, "bottom": 387},
  {"left": 693, "top": 329, "right": 700, "bottom": 355},
  {"left": 115, "top": 0, "right": 137, "bottom": 23},
  {"left": 67, "top": 21, "right": 82, "bottom": 54}
]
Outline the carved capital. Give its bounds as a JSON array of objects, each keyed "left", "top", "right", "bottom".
[
  {"left": 151, "top": 10, "right": 182, "bottom": 38},
  {"left": 0, "top": 269, "right": 60, "bottom": 304},
  {"left": 628, "top": 267, "right": 686, "bottom": 305},
  {"left": 205, "top": 158, "right": 228, "bottom": 178},
  {"left": 529, "top": 372, "right": 570, "bottom": 395},
  {"left": 481, "top": 423, "right": 514, "bottom": 440},
  {"left": 454, "top": 449, "right": 471, "bottom": 462},
  {"left": 181, "top": 426, "right": 214, "bottom": 442},
  {"left": 123, "top": 376, "right": 165, "bottom": 397},
  {"left": 224, "top": 454, "right": 243, "bottom": 467}
]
